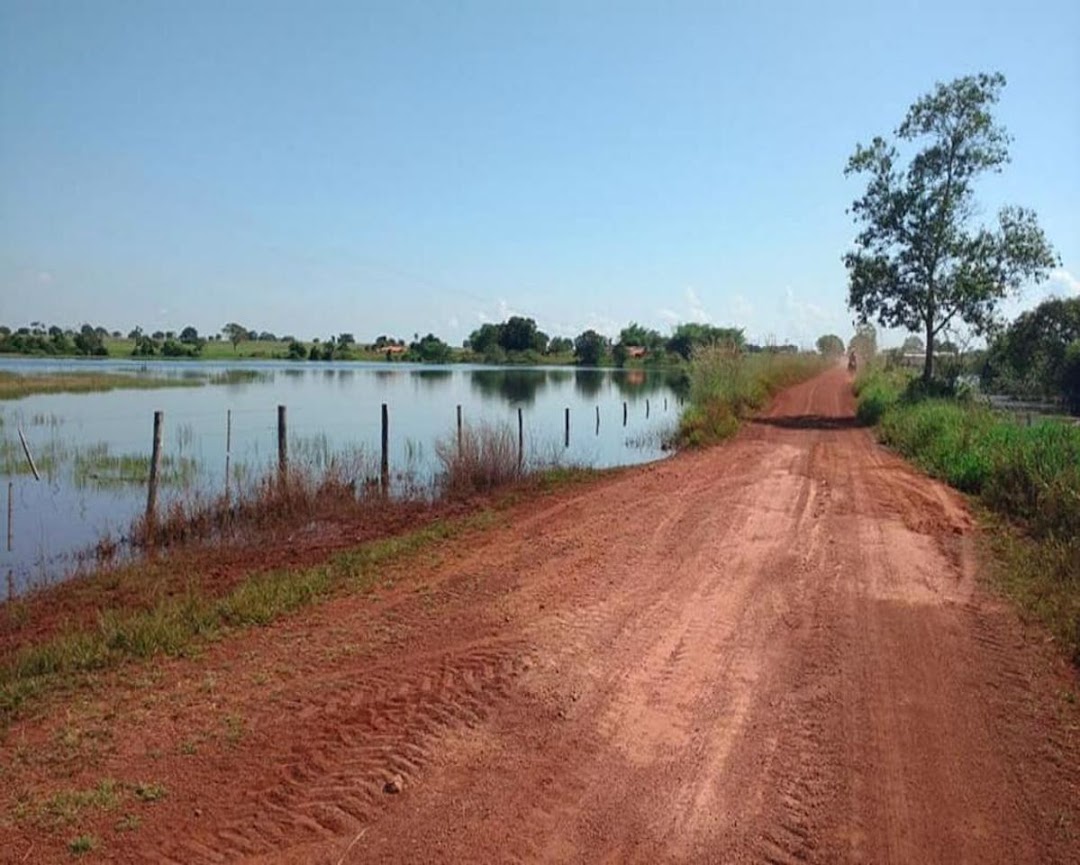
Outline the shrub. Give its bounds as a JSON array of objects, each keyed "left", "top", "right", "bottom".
[{"left": 435, "top": 421, "right": 522, "bottom": 497}]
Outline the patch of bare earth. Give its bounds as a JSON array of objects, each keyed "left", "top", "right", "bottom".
[{"left": 1, "top": 368, "right": 1077, "bottom": 864}]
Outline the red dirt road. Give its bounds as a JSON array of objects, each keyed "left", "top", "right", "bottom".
[{"left": 3, "top": 368, "right": 1079, "bottom": 863}]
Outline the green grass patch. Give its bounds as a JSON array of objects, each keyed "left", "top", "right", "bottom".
[
  {"left": 855, "top": 367, "right": 1080, "bottom": 660},
  {"left": 0, "top": 515, "right": 489, "bottom": 725},
  {"left": 68, "top": 834, "right": 97, "bottom": 856},
  {"left": 679, "top": 349, "right": 828, "bottom": 445}
]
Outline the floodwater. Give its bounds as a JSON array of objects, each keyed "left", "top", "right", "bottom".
[{"left": 0, "top": 358, "right": 686, "bottom": 593}]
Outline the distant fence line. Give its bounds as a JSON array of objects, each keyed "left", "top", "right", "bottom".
[
  {"left": 4, "top": 395, "right": 685, "bottom": 564},
  {"left": 141, "top": 398, "right": 683, "bottom": 524}
]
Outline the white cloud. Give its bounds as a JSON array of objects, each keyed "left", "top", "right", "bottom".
[
  {"left": 36, "top": 270, "right": 53, "bottom": 284},
  {"left": 658, "top": 308, "right": 680, "bottom": 324},
  {"left": 1049, "top": 267, "right": 1080, "bottom": 295},
  {"left": 685, "top": 286, "right": 711, "bottom": 323}
]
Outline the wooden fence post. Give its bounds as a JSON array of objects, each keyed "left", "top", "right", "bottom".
[
  {"left": 457, "top": 404, "right": 463, "bottom": 453},
  {"left": 595, "top": 405, "right": 600, "bottom": 435},
  {"left": 225, "top": 409, "right": 232, "bottom": 497},
  {"left": 146, "top": 410, "right": 163, "bottom": 524},
  {"left": 564, "top": 407, "right": 570, "bottom": 448},
  {"left": 517, "top": 407, "right": 524, "bottom": 468},
  {"left": 381, "top": 403, "right": 390, "bottom": 494},
  {"left": 6, "top": 481, "right": 12, "bottom": 553},
  {"left": 277, "top": 405, "right": 288, "bottom": 483},
  {"left": 623, "top": 402, "right": 628, "bottom": 427},
  {"left": 646, "top": 398, "right": 650, "bottom": 419}
]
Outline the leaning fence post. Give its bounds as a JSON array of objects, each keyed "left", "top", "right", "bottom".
[
  {"left": 277, "top": 405, "right": 288, "bottom": 483},
  {"left": 16, "top": 428, "right": 40, "bottom": 481},
  {"left": 381, "top": 403, "right": 390, "bottom": 494},
  {"left": 146, "top": 410, "right": 163, "bottom": 524}
]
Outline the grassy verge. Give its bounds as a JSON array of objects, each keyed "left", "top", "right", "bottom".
[
  {"left": 0, "top": 514, "right": 490, "bottom": 726},
  {"left": 855, "top": 367, "right": 1080, "bottom": 660},
  {"left": 679, "top": 348, "right": 829, "bottom": 445},
  {"left": 0, "top": 371, "right": 201, "bottom": 401}
]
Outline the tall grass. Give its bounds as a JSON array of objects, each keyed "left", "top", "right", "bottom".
[
  {"left": 679, "top": 348, "right": 828, "bottom": 445},
  {"left": 434, "top": 421, "right": 523, "bottom": 497},
  {"left": 855, "top": 370, "right": 1080, "bottom": 659},
  {"left": 132, "top": 449, "right": 379, "bottom": 549}
]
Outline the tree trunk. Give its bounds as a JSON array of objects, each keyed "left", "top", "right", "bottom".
[{"left": 923, "top": 320, "right": 935, "bottom": 383}]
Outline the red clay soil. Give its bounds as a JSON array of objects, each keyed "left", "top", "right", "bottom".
[{"left": 2, "top": 367, "right": 1078, "bottom": 864}]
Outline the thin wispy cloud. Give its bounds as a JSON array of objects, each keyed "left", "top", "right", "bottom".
[{"left": 1050, "top": 267, "right": 1080, "bottom": 295}]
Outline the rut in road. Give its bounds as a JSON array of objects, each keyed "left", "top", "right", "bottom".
[{"left": 4, "top": 368, "right": 1077, "bottom": 865}]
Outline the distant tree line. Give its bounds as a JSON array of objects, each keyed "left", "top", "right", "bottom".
[
  {"left": 0, "top": 322, "right": 113, "bottom": 356},
  {"left": 1, "top": 316, "right": 805, "bottom": 370}
]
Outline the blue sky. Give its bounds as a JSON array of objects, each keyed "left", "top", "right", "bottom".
[{"left": 1, "top": 0, "right": 1077, "bottom": 348}]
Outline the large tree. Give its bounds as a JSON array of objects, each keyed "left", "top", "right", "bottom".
[
  {"left": 222, "top": 322, "right": 248, "bottom": 352},
  {"left": 844, "top": 72, "right": 1057, "bottom": 382},
  {"left": 816, "top": 334, "right": 845, "bottom": 357},
  {"left": 573, "top": 329, "right": 608, "bottom": 366}
]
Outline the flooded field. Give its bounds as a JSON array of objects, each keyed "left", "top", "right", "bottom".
[{"left": 0, "top": 359, "right": 685, "bottom": 593}]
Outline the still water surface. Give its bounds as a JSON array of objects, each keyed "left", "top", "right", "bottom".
[{"left": 0, "top": 359, "right": 685, "bottom": 592}]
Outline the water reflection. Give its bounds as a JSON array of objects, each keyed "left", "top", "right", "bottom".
[
  {"left": 574, "top": 369, "right": 605, "bottom": 399},
  {"left": 413, "top": 369, "right": 454, "bottom": 390},
  {"left": 470, "top": 369, "right": 550, "bottom": 405}
]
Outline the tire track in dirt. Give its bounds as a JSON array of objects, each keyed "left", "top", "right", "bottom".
[{"left": 142, "top": 640, "right": 531, "bottom": 864}]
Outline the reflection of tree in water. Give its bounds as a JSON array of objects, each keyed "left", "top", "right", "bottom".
[
  {"left": 611, "top": 369, "right": 668, "bottom": 398},
  {"left": 574, "top": 369, "right": 606, "bottom": 399},
  {"left": 412, "top": 369, "right": 454, "bottom": 391},
  {"left": 469, "top": 369, "right": 549, "bottom": 404},
  {"left": 374, "top": 369, "right": 405, "bottom": 382},
  {"left": 663, "top": 368, "right": 691, "bottom": 400}
]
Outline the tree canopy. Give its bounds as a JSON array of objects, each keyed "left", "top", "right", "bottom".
[
  {"left": 667, "top": 323, "right": 744, "bottom": 361},
  {"left": 573, "top": 330, "right": 608, "bottom": 366},
  {"left": 844, "top": 72, "right": 1057, "bottom": 381},
  {"left": 983, "top": 296, "right": 1080, "bottom": 410},
  {"left": 816, "top": 334, "right": 845, "bottom": 357}
]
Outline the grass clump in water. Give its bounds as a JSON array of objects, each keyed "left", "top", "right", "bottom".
[{"left": 434, "top": 421, "right": 523, "bottom": 497}]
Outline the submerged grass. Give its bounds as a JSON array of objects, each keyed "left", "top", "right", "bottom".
[
  {"left": 855, "top": 367, "right": 1080, "bottom": 660},
  {"left": 0, "top": 371, "right": 201, "bottom": 401},
  {"left": 679, "top": 348, "right": 829, "bottom": 445}
]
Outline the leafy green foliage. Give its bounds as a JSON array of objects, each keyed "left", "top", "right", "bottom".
[
  {"left": 573, "top": 329, "right": 608, "bottom": 366},
  {"left": 408, "top": 333, "right": 453, "bottom": 363},
  {"left": 844, "top": 72, "right": 1058, "bottom": 381},
  {"left": 816, "top": 334, "right": 845, "bottom": 357},
  {"left": 667, "top": 323, "right": 744, "bottom": 361},
  {"left": 854, "top": 377, "right": 1080, "bottom": 658},
  {"left": 983, "top": 296, "right": 1080, "bottom": 413}
]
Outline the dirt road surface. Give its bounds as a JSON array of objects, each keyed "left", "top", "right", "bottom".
[{"left": 3, "top": 368, "right": 1078, "bottom": 863}]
